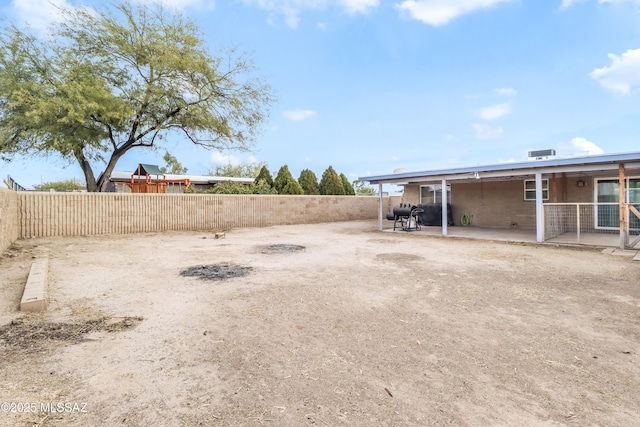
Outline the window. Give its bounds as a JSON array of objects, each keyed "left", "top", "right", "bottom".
[
  {"left": 524, "top": 179, "right": 548, "bottom": 201},
  {"left": 420, "top": 184, "right": 451, "bottom": 204}
]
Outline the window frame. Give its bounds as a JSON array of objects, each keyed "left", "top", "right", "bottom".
[
  {"left": 420, "top": 184, "right": 451, "bottom": 204},
  {"left": 523, "top": 179, "right": 549, "bottom": 201}
]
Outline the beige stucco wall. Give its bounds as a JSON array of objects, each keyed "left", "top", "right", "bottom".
[
  {"left": 17, "top": 193, "right": 390, "bottom": 238},
  {"left": 0, "top": 188, "right": 20, "bottom": 252}
]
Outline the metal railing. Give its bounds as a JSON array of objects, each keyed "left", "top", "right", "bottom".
[
  {"left": 4, "top": 175, "right": 27, "bottom": 191},
  {"left": 544, "top": 203, "right": 640, "bottom": 248}
]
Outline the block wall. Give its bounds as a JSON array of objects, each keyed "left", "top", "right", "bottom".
[
  {"left": 17, "top": 193, "right": 390, "bottom": 238},
  {"left": 0, "top": 188, "right": 19, "bottom": 252},
  {"left": 451, "top": 181, "right": 536, "bottom": 229}
]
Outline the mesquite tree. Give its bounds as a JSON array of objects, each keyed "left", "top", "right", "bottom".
[{"left": 0, "top": 1, "right": 273, "bottom": 191}]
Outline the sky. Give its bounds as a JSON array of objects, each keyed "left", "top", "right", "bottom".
[{"left": 2, "top": 0, "right": 640, "bottom": 189}]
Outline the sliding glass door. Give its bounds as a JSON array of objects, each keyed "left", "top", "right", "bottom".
[{"left": 596, "top": 178, "right": 640, "bottom": 229}]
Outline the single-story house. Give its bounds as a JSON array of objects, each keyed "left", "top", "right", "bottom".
[
  {"left": 360, "top": 151, "right": 640, "bottom": 249},
  {"left": 108, "top": 164, "right": 254, "bottom": 193}
]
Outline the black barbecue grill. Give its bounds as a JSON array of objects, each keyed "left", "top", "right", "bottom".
[{"left": 386, "top": 204, "right": 424, "bottom": 231}]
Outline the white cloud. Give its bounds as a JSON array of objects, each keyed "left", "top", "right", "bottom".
[
  {"left": 10, "top": 0, "right": 74, "bottom": 33},
  {"left": 494, "top": 87, "right": 517, "bottom": 96},
  {"left": 240, "top": 0, "right": 377, "bottom": 28},
  {"left": 395, "top": 0, "right": 513, "bottom": 26},
  {"left": 133, "top": 0, "right": 207, "bottom": 8},
  {"left": 478, "top": 102, "right": 511, "bottom": 120},
  {"left": 9, "top": 0, "right": 210, "bottom": 34},
  {"left": 561, "top": 0, "right": 639, "bottom": 9},
  {"left": 339, "top": 0, "right": 379, "bottom": 14},
  {"left": 590, "top": 48, "right": 640, "bottom": 95},
  {"left": 283, "top": 109, "right": 318, "bottom": 121},
  {"left": 559, "top": 0, "right": 584, "bottom": 8},
  {"left": 473, "top": 123, "right": 503, "bottom": 139},
  {"left": 558, "top": 137, "right": 605, "bottom": 156},
  {"left": 210, "top": 151, "right": 241, "bottom": 165}
]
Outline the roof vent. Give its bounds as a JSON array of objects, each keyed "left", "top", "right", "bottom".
[{"left": 528, "top": 149, "right": 556, "bottom": 160}]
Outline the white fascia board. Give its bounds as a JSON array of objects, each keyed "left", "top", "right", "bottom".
[{"left": 373, "top": 161, "right": 640, "bottom": 185}]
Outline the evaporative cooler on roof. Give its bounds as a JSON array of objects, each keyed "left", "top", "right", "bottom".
[{"left": 528, "top": 149, "right": 556, "bottom": 159}]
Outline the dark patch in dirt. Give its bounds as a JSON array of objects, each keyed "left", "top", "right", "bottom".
[
  {"left": 180, "top": 264, "right": 252, "bottom": 280},
  {"left": 0, "top": 316, "right": 143, "bottom": 350},
  {"left": 259, "top": 244, "right": 306, "bottom": 254},
  {"left": 375, "top": 252, "right": 425, "bottom": 262}
]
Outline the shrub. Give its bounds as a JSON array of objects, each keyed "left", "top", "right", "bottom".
[
  {"left": 298, "top": 169, "right": 320, "bottom": 195},
  {"left": 319, "top": 166, "right": 345, "bottom": 195},
  {"left": 254, "top": 165, "right": 273, "bottom": 187},
  {"left": 274, "top": 165, "right": 303, "bottom": 194},
  {"left": 340, "top": 173, "right": 355, "bottom": 195}
]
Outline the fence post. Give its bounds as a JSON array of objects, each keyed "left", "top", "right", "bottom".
[
  {"left": 619, "top": 164, "right": 626, "bottom": 249},
  {"left": 535, "top": 173, "right": 544, "bottom": 243},
  {"left": 378, "top": 184, "right": 383, "bottom": 231},
  {"left": 576, "top": 204, "right": 580, "bottom": 244},
  {"left": 623, "top": 204, "right": 629, "bottom": 249}
]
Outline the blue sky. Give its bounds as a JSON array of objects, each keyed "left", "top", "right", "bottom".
[{"left": 2, "top": 0, "right": 640, "bottom": 189}]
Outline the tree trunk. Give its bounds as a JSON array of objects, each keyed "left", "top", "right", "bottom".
[
  {"left": 96, "top": 146, "right": 129, "bottom": 192},
  {"left": 74, "top": 148, "right": 98, "bottom": 192}
]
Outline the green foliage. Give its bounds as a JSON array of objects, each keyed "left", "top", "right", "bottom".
[
  {"left": 160, "top": 151, "right": 188, "bottom": 175},
  {"left": 205, "top": 181, "right": 253, "bottom": 194},
  {"left": 203, "top": 179, "right": 277, "bottom": 194},
  {"left": 273, "top": 165, "right": 291, "bottom": 193},
  {"left": 319, "top": 166, "right": 345, "bottom": 195},
  {"left": 281, "top": 180, "right": 304, "bottom": 195},
  {"left": 340, "top": 173, "right": 355, "bottom": 195},
  {"left": 273, "top": 165, "right": 303, "bottom": 194},
  {"left": 298, "top": 169, "right": 319, "bottom": 195},
  {"left": 210, "top": 161, "right": 266, "bottom": 178},
  {"left": 353, "top": 180, "right": 377, "bottom": 196},
  {"left": 254, "top": 165, "right": 273, "bottom": 187},
  {"left": 33, "top": 178, "right": 85, "bottom": 192},
  {"left": 0, "top": 1, "right": 273, "bottom": 191},
  {"left": 253, "top": 179, "right": 278, "bottom": 194}
]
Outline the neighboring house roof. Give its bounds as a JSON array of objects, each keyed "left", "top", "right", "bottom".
[
  {"left": 360, "top": 151, "right": 640, "bottom": 185},
  {"left": 110, "top": 172, "right": 254, "bottom": 185}
]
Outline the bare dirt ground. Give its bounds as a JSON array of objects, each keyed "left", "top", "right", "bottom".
[{"left": 0, "top": 220, "right": 639, "bottom": 427}]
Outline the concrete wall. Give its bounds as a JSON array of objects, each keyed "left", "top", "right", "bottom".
[
  {"left": 0, "top": 188, "right": 20, "bottom": 252},
  {"left": 17, "top": 193, "right": 390, "bottom": 238},
  {"left": 404, "top": 175, "right": 597, "bottom": 230}
]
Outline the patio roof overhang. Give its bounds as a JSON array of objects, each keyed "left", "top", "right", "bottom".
[
  {"left": 359, "top": 151, "right": 640, "bottom": 185},
  {"left": 362, "top": 151, "right": 640, "bottom": 246}
]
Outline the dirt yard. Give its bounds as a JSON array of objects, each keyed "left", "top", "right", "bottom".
[{"left": 0, "top": 220, "right": 639, "bottom": 426}]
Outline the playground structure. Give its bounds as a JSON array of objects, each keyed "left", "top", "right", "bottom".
[{"left": 125, "top": 164, "right": 191, "bottom": 194}]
